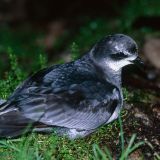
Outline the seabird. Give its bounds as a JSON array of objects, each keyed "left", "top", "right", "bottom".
[{"left": 0, "top": 34, "right": 143, "bottom": 139}]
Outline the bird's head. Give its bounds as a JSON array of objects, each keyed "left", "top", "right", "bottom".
[{"left": 90, "top": 34, "right": 143, "bottom": 72}]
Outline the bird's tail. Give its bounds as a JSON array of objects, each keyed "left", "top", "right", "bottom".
[
  {"left": 0, "top": 100, "right": 53, "bottom": 138},
  {"left": 0, "top": 101, "right": 34, "bottom": 138}
]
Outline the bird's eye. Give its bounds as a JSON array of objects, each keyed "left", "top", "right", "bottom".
[
  {"left": 111, "top": 52, "right": 128, "bottom": 59},
  {"left": 130, "top": 46, "right": 137, "bottom": 53}
]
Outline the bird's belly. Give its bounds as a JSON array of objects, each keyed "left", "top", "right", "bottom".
[
  {"left": 54, "top": 127, "right": 95, "bottom": 139},
  {"left": 105, "top": 105, "right": 121, "bottom": 124}
]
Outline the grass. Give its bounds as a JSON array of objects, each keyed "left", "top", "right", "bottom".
[{"left": 93, "top": 115, "right": 145, "bottom": 160}]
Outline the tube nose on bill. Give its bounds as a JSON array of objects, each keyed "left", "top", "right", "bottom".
[{"left": 132, "top": 56, "right": 144, "bottom": 66}]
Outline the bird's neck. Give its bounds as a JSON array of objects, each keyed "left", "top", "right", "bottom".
[
  {"left": 82, "top": 53, "right": 122, "bottom": 89},
  {"left": 103, "top": 69, "right": 122, "bottom": 89}
]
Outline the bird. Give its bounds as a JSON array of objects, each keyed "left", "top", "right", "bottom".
[{"left": 0, "top": 34, "right": 143, "bottom": 139}]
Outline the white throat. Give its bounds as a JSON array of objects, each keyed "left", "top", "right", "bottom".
[{"left": 106, "top": 56, "right": 136, "bottom": 72}]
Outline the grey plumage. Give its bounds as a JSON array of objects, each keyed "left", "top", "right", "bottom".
[{"left": 0, "top": 34, "right": 142, "bottom": 139}]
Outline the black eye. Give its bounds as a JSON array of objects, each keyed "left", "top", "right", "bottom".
[
  {"left": 111, "top": 52, "right": 128, "bottom": 59},
  {"left": 130, "top": 46, "right": 137, "bottom": 53}
]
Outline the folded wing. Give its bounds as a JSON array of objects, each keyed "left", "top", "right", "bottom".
[{"left": 12, "top": 80, "right": 119, "bottom": 130}]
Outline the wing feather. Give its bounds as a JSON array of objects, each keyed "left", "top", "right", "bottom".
[
  {"left": 14, "top": 81, "right": 119, "bottom": 130},
  {"left": 5, "top": 62, "right": 120, "bottom": 131}
]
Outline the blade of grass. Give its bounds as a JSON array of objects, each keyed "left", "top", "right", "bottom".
[
  {"left": 144, "top": 141, "right": 160, "bottom": 160},
  {"left": 35, "top": 143, "right": 42, "bottom": 160},
  {"left": 93, "top": 144, "right": 107, "bottom": 160},
  {"left": 120, "top": 134, "right": 136, "bottom": 159},
  {"left": 118, "top": 112, "right": 124, "bottom": 154},
  {"left": 104, "top": 147, "right": 113, "bottom": 160},
  {"left": 129, "top": 141, "right": 145, "bottom": 154},
  {"left": 0, "top": 140, "right": 20, "bottom": 152}
]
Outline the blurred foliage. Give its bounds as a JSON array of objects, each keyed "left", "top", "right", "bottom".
[
  {"left": 121, "top": 0, "right": 160, "bottom": 30},
  {"left": 0, "top": 48, "right": 26, "bottom": 99},
  {"left": 66, "top": 0, "right": 160, "bottom": 58},
  {"left": 0, "top": 0, "right": 160, "bottom": 74},
  {"left": 70, "top": 42, "right": 80, "bottom": 60},
  {"left": 0, "top": 50, "right": 47, "bottom": 99},
  {"left": 0, "top": 26, "right": 45, "bottom": 74}
]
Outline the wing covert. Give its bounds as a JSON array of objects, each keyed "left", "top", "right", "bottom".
[{"left": 13, "top": 81, "right": 119, "bottom": 130}]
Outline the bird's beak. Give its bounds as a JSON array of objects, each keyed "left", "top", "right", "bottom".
[{"left": 132, "top": 56, "right": 144, "bottom": 66}]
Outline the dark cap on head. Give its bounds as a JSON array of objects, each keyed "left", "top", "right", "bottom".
[
  {"left": 90, "top": 34, "right": 143, "bottom": 71},
  {"left": 92, "top": 34, "right": 138, "bottom": 59}
]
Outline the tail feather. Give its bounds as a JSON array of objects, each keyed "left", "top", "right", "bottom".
[
  {"left": 0, "top": 104, "right": 34, "bottom": 138},
  {"left": 0, "top": 102, "right": 54, "bottom": 138}
]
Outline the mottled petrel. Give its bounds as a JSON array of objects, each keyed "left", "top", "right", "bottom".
[{"left": 0, "top": 34, "right": 143, "bottom": 139}]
